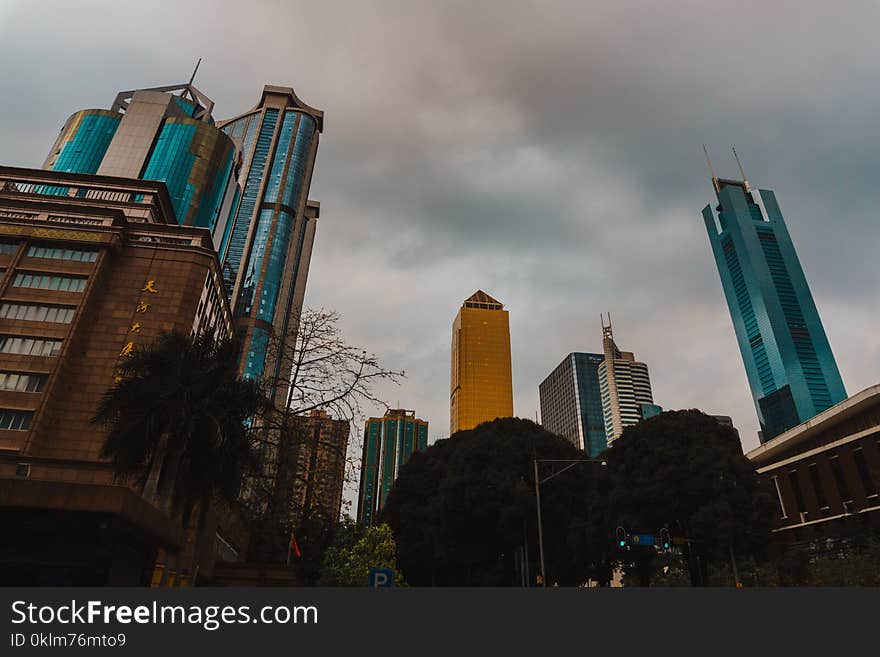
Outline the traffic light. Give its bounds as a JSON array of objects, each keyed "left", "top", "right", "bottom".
[
  {"left": 615, "top": 526, "right": 628, "bottom": 550},
  {"left": 658, "top": 527, "right": 670, "bottom": 552}
]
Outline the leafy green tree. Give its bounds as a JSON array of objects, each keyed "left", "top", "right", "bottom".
[
  {"left": 318, "top": 520, "right": 404, "bottom": 586},
  {"left": 605, "top": 410, "right": 775, "bottom": 586},
  {"left": 93, "top": 331, "right": 266, "bottom": 581},
  {"left": 382, "top": 418, "right": 611, "bottom": 586}
]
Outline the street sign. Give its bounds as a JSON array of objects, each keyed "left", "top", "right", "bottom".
[
  {"left": 629, "top": 533, "right": 655, "bottom": 546},
  {"left": 369, "top": 568, "right": 394, "bottom": 588}
]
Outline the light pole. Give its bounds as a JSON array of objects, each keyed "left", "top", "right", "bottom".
[{"left": 533, "top": 457, "right": 605, "bottom": 587}]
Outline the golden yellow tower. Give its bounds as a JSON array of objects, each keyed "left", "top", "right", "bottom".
[{"left": 450, "top": 290, "right": 514, "bottom": 434}]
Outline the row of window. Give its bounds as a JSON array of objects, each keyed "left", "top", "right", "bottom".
[
  {"left": 0, "top": 336, "right": 62, "bottom": 357},
  {"left": 13, "top": 272, "right": 87, "bottom": 292},
  {"left": 0, "top": 409, "right": 33, "bottom": 431},
  {"left": 0, "top": 303, "right": 75, "bottom": 324},
  {"left": 0, "top": 371, "right": 47, "bottom": 392},
  {"left": 773, "top": 446, "right": 879, "bottom": 521},
  {"left": 0, "top": 243, "right": 98, "bottom": 262},
  {"left": 27, "top": 245, "right": 98, "bottom": 262}
]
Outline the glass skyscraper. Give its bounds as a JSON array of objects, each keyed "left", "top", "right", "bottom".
[
  {"left": 216, "top": 85, "right": 323, "bottom": 393},
  {"left": 450, "top": 290, "right": 514, "bottom": 434},
  {"left": 702, "top": 171, "right": 846, "bottom": 442},
  {"left": 43, "top": 83, "right": 324, "bottom": 402},
  {"left": 539, "top": 352, "right": 607, "bottom": 456},
  {"left": 357, "top": 409, "right": 429, "bottom": 527},
  {"left": 43, "top": 83, "right": 238, "bottom": 233}
]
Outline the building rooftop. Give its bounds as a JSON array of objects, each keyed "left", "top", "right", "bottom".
[
  {"left": 464, "top": 290, "right": 503, "bottom": 310},
  {"left": 746, "top": 384, "right": 880, "bottom": 467}
]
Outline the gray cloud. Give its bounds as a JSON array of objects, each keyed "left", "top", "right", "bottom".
[{"left": 2, "top": 0, "right": 878, "bottom": 463}]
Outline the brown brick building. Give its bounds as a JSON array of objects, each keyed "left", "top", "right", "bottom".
[
  {"left": 286, "top": 410, "right": 349, "bottom": 529},
  {"left": 0, "top": 166, "right": 233, "bottom": 585},
  {"left": 747, "top": 384, "right": 880, "bottom": 548}
]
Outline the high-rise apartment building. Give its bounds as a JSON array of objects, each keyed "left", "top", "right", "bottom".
[
  {"left": 702, "top": 163, "right": 846, "bottom": 442},
  {"left": 215, "top": 86, "right": 323, "bottom": 393},
  {"left": 450, "top": 290, "right": 514, "bottom": 434},
  {"left": 357, "top": 409, "right": 428, "bottom": 527},
  {"left": 539, "top": 353, "right": 606, "bottom": 456},
  {"left": 0, "top": 166, "right": 233, "bottom": 585},
  {"left": 43, "top": 83, "right": 238, "bottom": 233},
  {"left": 597, "top": 318, "right": 654, "bottom": 445},
  {"left": 284, "top": 410, "right": 349, "bottom": 529}
]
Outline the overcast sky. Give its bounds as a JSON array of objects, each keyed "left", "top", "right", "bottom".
[{"left": 2, "top": 0, "right": 878, "bottom": 460}]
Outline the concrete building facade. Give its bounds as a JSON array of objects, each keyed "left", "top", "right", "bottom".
[
  {"left": 597, "top": 318, "right": 654, "bottom": 445},
  {"left": 284, "top": 410, "right": 349, "bottom": 530},
  {"left": 747, "top": 385, "right": 880, "bottom": 547},
  {"left": 0, "top": 166, "right": 233, "bottom": 585}
]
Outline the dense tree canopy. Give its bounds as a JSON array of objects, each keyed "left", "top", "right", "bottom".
[
  {"left": 604, "top": 410, "right": 776, "bottom": 584},
  {"left": 318, "top": 519, "right": 404, "bottom": 586},
  {"left": 382, "top": 418, "right": 611, "bottom": 586}
]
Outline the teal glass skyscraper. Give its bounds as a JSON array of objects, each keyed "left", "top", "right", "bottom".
[
  {"left": 357, "top": 409, "right": 429, "bottom": 527},
  {"left": 216, "top": 86, "right": 323, "bottom": 393},
  {"left": 43, "top": 83, "right": 238, "bottom": 232},
  {"left": 702, "top": 160, "right": 846, "bottom": 442}
]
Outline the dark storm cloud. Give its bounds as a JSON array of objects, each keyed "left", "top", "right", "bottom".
[{"left": 1, "top": 0, "right": 878, "bottom": 456}]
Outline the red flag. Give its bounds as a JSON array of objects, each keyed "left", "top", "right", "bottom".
[{"left": 288, "top": 532, "right": 302, "bottom": 560}]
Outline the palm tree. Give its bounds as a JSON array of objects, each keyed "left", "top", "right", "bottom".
[{"left": 93, "top": 330, "right": 267, "bottom": 583}]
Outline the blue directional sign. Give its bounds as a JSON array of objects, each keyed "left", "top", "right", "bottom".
[
  {"left": 629, "top": 533, "right": 655, "bottom": 547},
  {"left": 369, "top": 568, "right": 394, "bottom": 588}
]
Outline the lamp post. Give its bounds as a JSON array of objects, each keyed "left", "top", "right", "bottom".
[{"left": 533, "top": 457, "right": 605, "bottom": 587}]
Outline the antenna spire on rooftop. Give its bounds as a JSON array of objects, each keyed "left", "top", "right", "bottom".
[
  {"left": 703, "top": 144, "right": 720, "bottom": 193},
  {"left": 732, "top": 145, "right": 751, "bottom": 192},
  {"left": 187, "top": 58, "right": 202, "bottom": 87}
]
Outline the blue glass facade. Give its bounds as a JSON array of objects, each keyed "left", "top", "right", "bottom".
[
  {"left": 357, "top": 412, "right": 429, "bottom": 526},
  {"left": 44, "top": 94, "right": 235, "bottom": 229},
  {"left": 539, "top": 352, "right": 607, "bottom": 456},
  {"left": 142, "top": 122, "right": 197, "bottom": 220},
  {"left": 573, "top": 353, "right": 608, "bottom": 456},
  {"left": 222, "top": 109, "right": 278, "bottom": 292},
  {"left": 141, "top": 119, "right": 236, "bottom": 228},
  {"left": 243, "top": 325, "right": 269, "bottom": 380},
  {"left": 219, "top": 105, "right": 318, "bottom": 384},
  {"left": 48, "top": 111, "right": 120, "bottom": 174},
  {"left": 703, "top": 179, "right": 847, "bottom": 442}
]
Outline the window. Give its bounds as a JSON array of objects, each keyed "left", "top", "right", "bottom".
[
  {"left": 808, "top": 463, "right": 829, "bottom": 512},
  {"left": 0, "top": 372, "right": 47, "bottom": 392},
  {"left": 13, "top": 272, "right": 87, "bottom": 292},
  {"left": 829, "top": 455, "right": 851, "bottom": 504},
  {"left": 771, "top": 475, "right": 788, "bottom": 519},
  {"left": 0, "top": 336, "right": 62, "bottom": 356},
  {"left": 0, "top": 242, "right": 18, "bottom": 255},
  {"left": 0, "top": 303, "right": 75, "bottom": 323},
  {"left": 852, "top": 448, "right": 877, "bottom": 498},
  {"left": 0, "top": 410, "right": 33, "bottom": 430},
  {"left": 25, "top": 245, "right": 97, "bottom": 262},
  {"left": 788, "top": 470, "right": 807, "bottom": 520}
]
